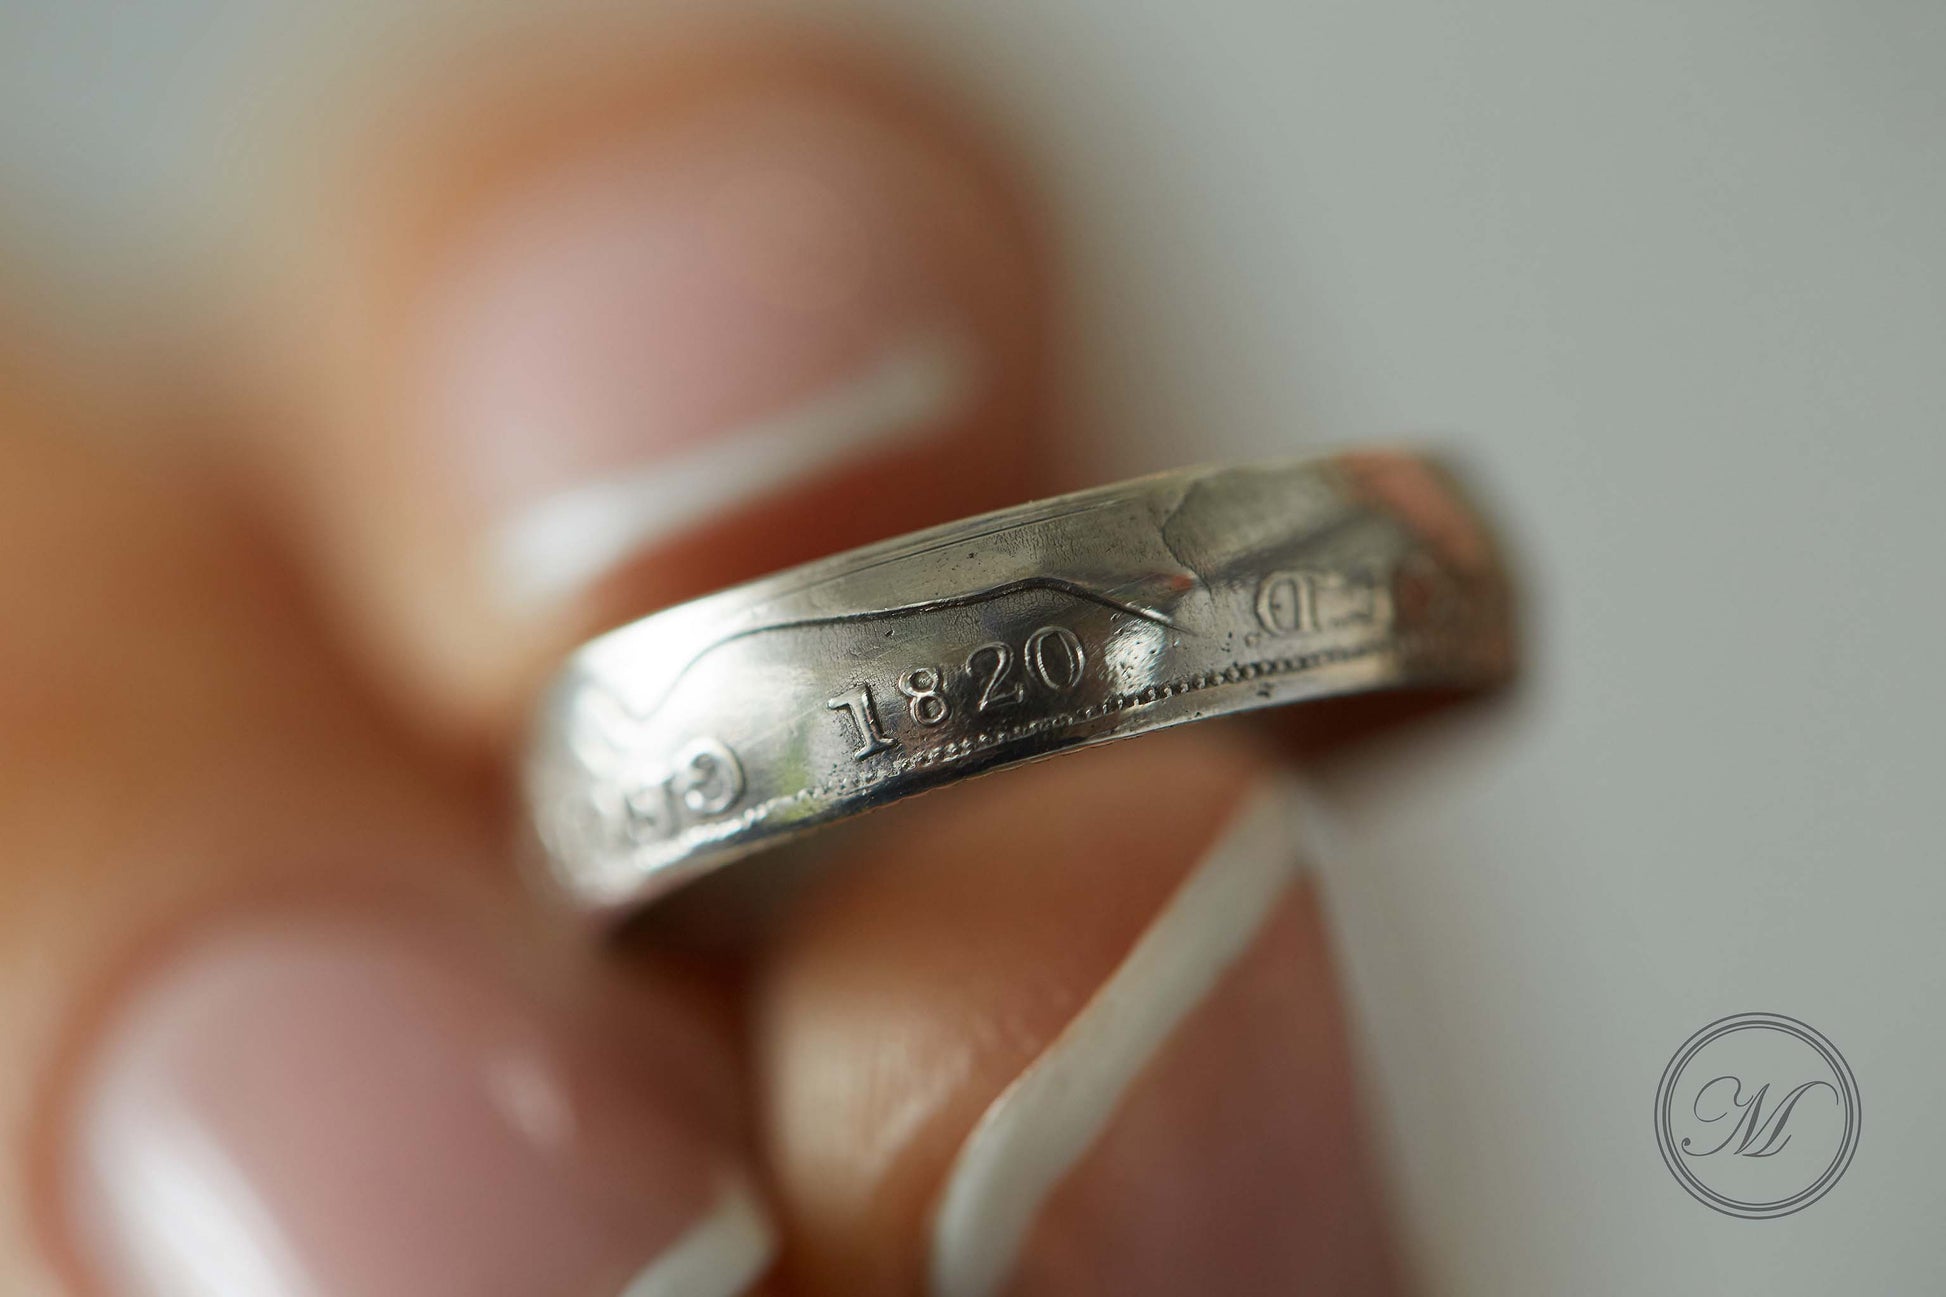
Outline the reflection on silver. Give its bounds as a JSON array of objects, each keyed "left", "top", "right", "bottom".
[{"left": 523, "top": 452, "right": 1515, "bottom": 919}]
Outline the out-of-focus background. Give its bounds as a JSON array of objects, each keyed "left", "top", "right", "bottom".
[{"left": 5, "top": 2, "right": 1943, "bottom": 1292}]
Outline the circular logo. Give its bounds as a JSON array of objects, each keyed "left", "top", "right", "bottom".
[{"left": 1655, "top": 1013, "right": 1859, "bottom": 1218}]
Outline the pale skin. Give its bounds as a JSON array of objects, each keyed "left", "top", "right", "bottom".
[{"left": 0, "top": 32, "right": 1403, "bottom": 1297}]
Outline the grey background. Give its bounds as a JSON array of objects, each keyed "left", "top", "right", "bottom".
[{"left": 5, "top": 2, "right": 1942, "bottom": 1291}]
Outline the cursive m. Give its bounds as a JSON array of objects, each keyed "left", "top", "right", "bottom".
[{"left": 1683, "top": 1076, "right": 1839, "bottom": 1158}]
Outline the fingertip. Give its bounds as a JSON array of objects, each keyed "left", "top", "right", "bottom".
[
  {"left": 750, "top": 731, "right": 1396, "bottom": 1296},
  {"left": 262, "top": 34, "right": 1051, "bottom": 736},
  {"left": 49, "top": 893, "right": 776, "bottom": 1297},
  {"left": 0, "top": 400, "right": 781, "bottom": 1297}
]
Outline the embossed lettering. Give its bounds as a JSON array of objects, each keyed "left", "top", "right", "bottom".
[
  {"left": 832, "top": 625, "right": 1094, "bottom": 751},
  {"left": 827, "top": 686, "right": 897, "bottom": 759},
  {"left": 673, "top": 737, "right": 744, "bottom": 816},
  {"left": 1255, "top": 567, "right": 1388, "bottom": 636},
  {"left": 897, "top": 666, "right": 952, "bottom": 726},
  {"left": 1024, "top": 625, "right": 1086, "bottom": 691},
  {"left": 1257, "top": 569, "right": 1321, "bottom": 635},
  {"left": 968, "top": 642, "right": 1025, "bottom": 712},
  {"left": 620, "top": 778, "right": 678, "bottom": 843},
  {"left": 609, "top": 735, "right": 745, "bottom": 844}
]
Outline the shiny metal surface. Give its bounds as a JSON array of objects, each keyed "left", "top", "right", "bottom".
[{"left": 524, "top": 451, "right": 1514, "bottom": 918}]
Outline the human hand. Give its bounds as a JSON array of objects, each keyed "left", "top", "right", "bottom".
[{"left": 1, "top": 33, "right": 1400, "bottom": 1297}]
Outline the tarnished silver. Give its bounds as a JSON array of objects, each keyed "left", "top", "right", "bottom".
[{"left": 524, "top": 451, "right": 1514, "bottom": 918}]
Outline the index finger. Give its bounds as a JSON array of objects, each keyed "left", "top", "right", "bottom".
[{"left": 239, "top": 33, "right": 1052, "bottom": 737}]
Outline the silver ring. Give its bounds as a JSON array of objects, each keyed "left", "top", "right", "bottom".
[{"left": 523, "top": 451, "right": 1514, "bottom": 918}]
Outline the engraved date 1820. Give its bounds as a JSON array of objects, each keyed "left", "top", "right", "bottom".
[{"left": 826, "top": 625, "right": 1087, "bottom": 760}]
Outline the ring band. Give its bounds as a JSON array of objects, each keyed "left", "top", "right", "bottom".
[{"left": 524, "top": 451, "right": 1514, "bottom": 918}]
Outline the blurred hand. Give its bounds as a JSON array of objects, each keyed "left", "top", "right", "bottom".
[{"left": 0, "top": 33, "right": 1399, "bottom": 1297}]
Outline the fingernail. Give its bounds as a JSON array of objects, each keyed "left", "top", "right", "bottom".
[
  {"left": 929, "top": 778, "right": 1396, "bottom": 1297},
  {"left": 420, "top": 90, "right": 1001, "bottom": 612},
  {"left": 65, "top": 917, "right": 775, "bottom": 1297}
]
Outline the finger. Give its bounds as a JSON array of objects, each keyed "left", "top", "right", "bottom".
[
  {"left": 0, "top": 378, "right": 773, "bottom": 1296},
  {"left": 250, "top": 36, "right": 1047, "bottom": 733},
  {"left": 223, "top": 33, "right": 1400, "bottom": 1297},
  {"left": 754, "top": 729, "right": 1400, "bottom": 1297}
]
